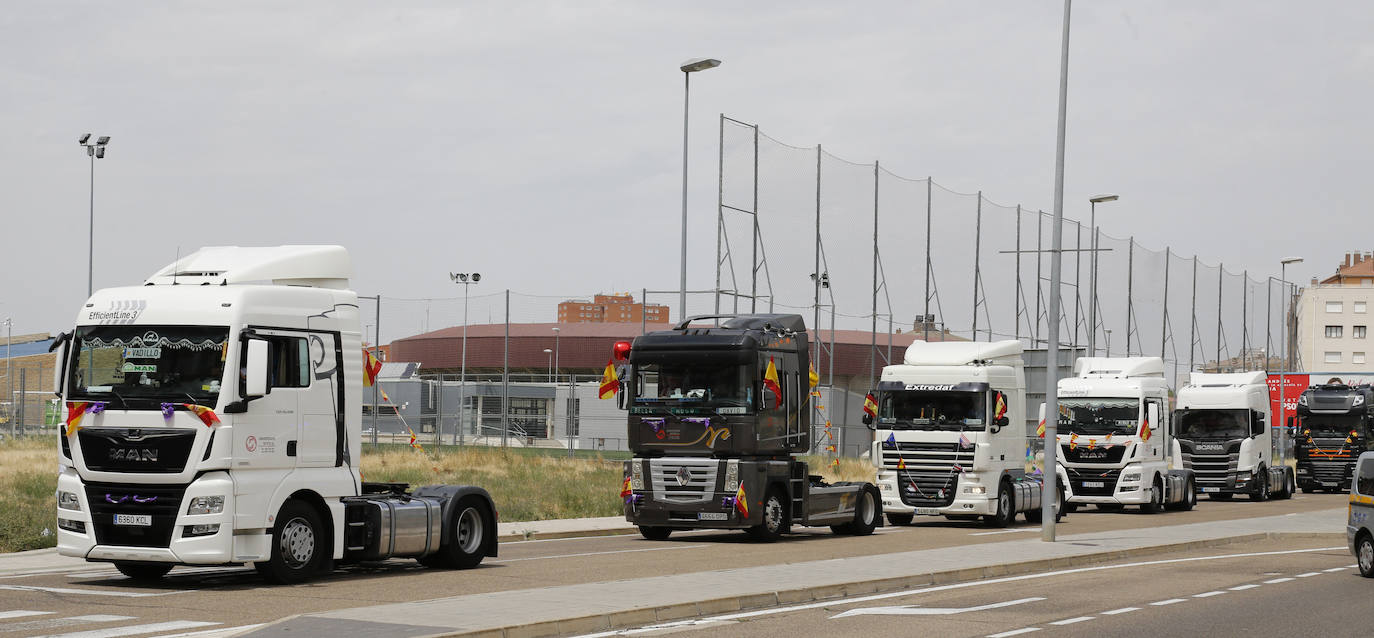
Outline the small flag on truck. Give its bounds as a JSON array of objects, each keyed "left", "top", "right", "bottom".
[
  {"left": 620, "top": 476, "right": 632, "bottom": 499},
  {"left": 735, "top": 485, "right": 749, "bottom": 517},
  {"left": 599, "top": 360, "right": 619, "bottom": 399},
  {"left": 362, "top": 348, "right": 382, "bottom": 387},
  {"left": 763, "top": 358, "right": 783, "bottom": 408},
  {"left": 863, "top": 393, "right": 878, "bottom": 418},
  {"left": 1036, "top": 418, "right": 1046, "bottom": 438},
  {"left": 1139, "top": 415, "right": 1152, "bottom": 441}
]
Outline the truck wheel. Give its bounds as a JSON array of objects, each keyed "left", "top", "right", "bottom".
[
  {"left": 747, "top": 487, "right": 789, "bottom": 542},
  {"left": 831, "top": 488, "right": 878, "bottom": 536},
  {"left": 115, "top": 562, "right": 172, "bottom": 581},
  {"left": 639, "top": 526, "right": 672, "bottom": 541},
  {"left": 1143, "top": 478, "right": 1165, "bottom": 514},
  {"left": 886, "top": 512, "right": 913, "bottom": 526},
  {"left": 1281, "top": 472, "right": 1296, "bottom": 499},
  {"left": 983, "top": 483, "right": 1013, "bottom": 528},
  {"left": 1250, "top": 468, "right": 1270, "bottom": 502},
  {"left": 433, "top": 498, "right": 489, "bottom": 569},
  {"left": 1358, "top": 533, "right": 1374, "bottom": 578},
  {"left": 1178, "top": 480, "right": 1197, "bottom": 511},
  {"left": 256, "top": 499, "right": 325, "bottom": 584}
]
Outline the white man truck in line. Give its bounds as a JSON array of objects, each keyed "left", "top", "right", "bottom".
[
  {"left": 54, "top": 246, "right": 498, "bottom": 583},
  {"left": 871, "top": 340, "right": 1062, "bottom": 527},
  {"left": 1173, "top": 371, "right": 1294, "bottom": 501},
  {"left": 1049, "top": 357, "right": 1196, "bottom": 513}
]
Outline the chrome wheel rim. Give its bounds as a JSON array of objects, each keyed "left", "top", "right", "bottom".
[
  {"left": 764, "top": 496, "right": 783, "bottom": 532},
  {"left": 280, "top": 516, "right": 315, "bottom": 569},
  {"left": 859, "top": 492, "right": 875, "bottom": 525},
  {"left": 999, "top": 490, "right": 1011, "bottom": 518},
  {"left": 1361, "top": 539, "right": 1374, "bottom": 574},
  {"left": 456, "top": 507, "right": 483, "bottom": 554}
]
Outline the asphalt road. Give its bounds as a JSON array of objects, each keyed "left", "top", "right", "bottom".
[
  {"left": 588, "top": 537, "right": 1365, "bottom": 638},
  {"left": 0, "top": 492, "right": 1351, "bottom": 638}
]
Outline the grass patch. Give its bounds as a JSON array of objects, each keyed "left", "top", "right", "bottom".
[{"left": 0, "top": 437, "right": 59, "bottom": 553}]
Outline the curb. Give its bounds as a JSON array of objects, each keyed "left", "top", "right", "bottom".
[
  {"left": 423, "top": 531, "right": 1346, "bottom": 638},
  {"left": 497, "top": 527, "right": 636, "bottom": 543}
]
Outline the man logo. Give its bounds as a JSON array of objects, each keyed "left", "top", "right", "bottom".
[{"left": 110, "top": 448, "right": 159, "bottom": 462}]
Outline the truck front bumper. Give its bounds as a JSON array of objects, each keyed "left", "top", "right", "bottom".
[
  {"left": 56, "top": 469, "right": 240, "bottom": 565},
  {"left": 876, "top": 471, "right": 996, "bottom": 516},
  {"left": 624, "top": 492, "right": 754, "bottom": 529}
]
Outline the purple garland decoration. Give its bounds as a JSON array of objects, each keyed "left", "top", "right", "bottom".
[{"left": 160, "top": 403, "right": 177, "bottom": 418}]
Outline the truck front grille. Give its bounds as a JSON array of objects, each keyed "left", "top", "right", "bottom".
[
  {"left": 1065, "top": 467, "right": 1122, "bottom": 496},
  {"left": 882, "top": 442, "right": 974, "bottom": 474},
  {"left": 897, "top": 470, "right": 958, "bottom": 507},
  {"left": 84, "top": 483, "right": 187, "bottom": 548},
  {"left": 648, "top": 459, "right": 719, "bottom": 503},
  {"left": 78, "top": 428, "right": 197, "bottom": 474},
  {"left": 1184, "top": 453, "right": 1237, "bottom": 487}
]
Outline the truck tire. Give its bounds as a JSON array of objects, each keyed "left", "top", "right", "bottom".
[
  {"left": 639, "top": 526, "right": 672, "bottom": 541},
  {"left": 1280, "top": 471, "right": 1296, "bottom": 500},
  {"left": 983, "top": 482, "right": 1014, "bottom": 528},
  {"left": 1250, "top": 468, "right": 1270, "bottom": 502},
  {"left": 1142, "top": 478, "right": 1165, "bottom": 514},
  {"left": 831, "top": 488, "right": 878, "bottom": 536},
  {"left": 886, "top": 512, "right": 914, "bottom": 526},
  {"left": 1178, "top": 479, "right": 1197, "bottom": 511},
  {"left": 256, "top": 499, "right": 325, "bottom": 584},
  {"left": 115, "top": 562, "right": 172, "bottom": 581},
  {"left": 747, "top": 487, "right": 789, "bottom": 542},
  {"left": 1358, "top": 532, "right": 1374, "bottom": 578},
  {"left": 432, "top": 497, "right": 489, "bottom": 569}
]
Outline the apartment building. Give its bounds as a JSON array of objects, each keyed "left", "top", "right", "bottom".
[
  {"left": 1296, "top": 252, "right": 1374, "bottom": 372},
  {"left": 556, "top": 293, "right": 670, "bottom": 324}
]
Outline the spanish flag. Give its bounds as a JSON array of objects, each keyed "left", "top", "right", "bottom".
[
  {"left": 620, "top": 476, "right": 633, "bottom": 499},
  {"left": 994, "top": 392, "right": 1008, "bottom": 421},
  {"left": 863, "top": 393, "right": 878, "bottom": 418},
  {"left": 1036, "top": 418, "right": 1046, "bottom": 438},
  {"left": 64, "top": 401, "right": 93, "bottom": 437},
  {"left": 763, "top": 357, "right": 782, "bottom": 408},
  {"left": 1140, "top": 414, "right": 1152, "bottom": 442},
  {"left": 362, "top": 348, "right": 382, "bottom": 387},
  {"left": 735, "top": 485, "right": 749, "bottom": 518},
  {"left": 598, "top": 360, "right": 619, "bottom": 399},
  {"left": 1088, "top": 438, "right": 1097, "bottom": 450},
  {"left": 182, "top": 404, "right": 221, "bottom": 427},
  {"left": 1069, "top": 433, "right": 1079, "bottom": 450},
  {"left": 897, "top": 457, "right": 906, "bottom": 470},
  {"left": 809, "top": 364, "right": 820, "bottom": 389}
]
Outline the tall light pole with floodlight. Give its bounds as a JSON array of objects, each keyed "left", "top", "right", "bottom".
[
  {"left": 1279, "top": 257, "right": 1303, "bottom": 442},
  {"left": 543, "top": 349, "right": 553, "bottom": 383},
  {"left": 678, "top": 57, "right": 721, "bottom": 322},
  {"left": 1087, "top": 194, "right": 1118, "bottom": 356},
  {"left": 450, "top": 272, "right": 481, "bottom": 444},
  {"left": 78, "top": 134, "right": 111, "bottom": 297}
]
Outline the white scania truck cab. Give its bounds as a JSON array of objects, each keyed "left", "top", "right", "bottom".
[
  {"left": 872, "top": 340, "right": 1059, "bottom": 527},
  {"left": 1173, "top": 371, "right": 1294, "bottom": 501},
  {"left": 53, "top": 246, "right": 498, "bottom": 583},
  {"left": 1049, "top": 357, "right": 1195, "bottom": 513}
]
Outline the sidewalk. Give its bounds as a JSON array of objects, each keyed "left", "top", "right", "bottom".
[{"left": 244, "top": 508, "right": 1349, "bottom": 638}]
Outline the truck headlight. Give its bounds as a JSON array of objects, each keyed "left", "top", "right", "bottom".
[
  {"left": 1298, "top": 394, "right": 1308, "bottom": 407},
  {"left": 57, "top": 490, "right": 81, "bottom": 511},
  {"left": 962, "top": 485, "right": 986, "bottom": 495},
  {"left": 630, "top": 461, "right": 644, "bottom": 491},
  {"left": 724, "top": 460, "right": 740, "bottom": 492},
  {"left": 1355, "top": 394, "right": 1366, "bottom": 407},
  {"left": 1121, "top": 472, "right": 1141, "bottom": 483},
  {"left": 186, "top": 496, "right": 224, "bottom": 515}
]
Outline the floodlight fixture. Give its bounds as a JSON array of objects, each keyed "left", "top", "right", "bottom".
[
  {"left": 96, "top": 136, "right": 110, "bottom": 145},
  {"left": 1088, "top": 194, "right": 1119, "bottom": 203},
  {"left": 1280, "top": 257, "right": 1304, "bottom": 265},
  {"left": 471, "top": 273, "right": 481, "bottom": 282},
  {"left": 679, "top": 58, "right": 721, "bottom": 73},
  {"left": 78, "top": 133, "right": 91, "bottom": 144}
]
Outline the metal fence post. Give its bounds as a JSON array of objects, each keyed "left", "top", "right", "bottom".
[{"left": 502, "top": 289, "right": 510, "bottom": 448}]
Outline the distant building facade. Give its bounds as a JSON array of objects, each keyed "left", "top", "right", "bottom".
[
  {"left": 1297, "top": 252, "right": 1374, "bottom": 373},
  {"left": 557, "top": 293, "right": 669, "bottom": 324}
]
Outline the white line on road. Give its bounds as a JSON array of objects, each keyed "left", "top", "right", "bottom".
[
  {"left": 1150, "top": 599, "right": 1186, "bottom": 606},
  {"left": 1193, "top": 591, "right": 1226, "bottom": 598},
  {"left": 969, "top": 529, "right": 1039, "bottom": 537},
  {"left": 148, "top": 624, "right": 264, "bottom": 638},
  {"left": 986, "top": 628, "right": 1040, "bottom": 637},
  {"left": 1049, "top": 617, "right": 1095, "bottom": 625},
  {"left": 1229, "top": 584, "right": 1260, "bottom": 591},
  {"left": 1347, "top": 564, "right": 1358, "bottom": 568},
  {"left": 1100, "top": 607, "right": 1140, "bottom": 615},
  {"left": 830, "top": 597, "right": 1044, "bottom": 618},
  {"left": 570, "top": 546, "right": 1342, "bottom": 638},
  {"left": 1322, "top": 567, "right": 1348, "bottom": 573},
  {"left": 1296, "top": 572, "right": 1320, "bottom": 577},
  {"left": 0, "top": 610, "right": 55, "bottom": 619},
  {"left": 3, "top": 616, "right": 136, "bottom": 633},
  {"left": 488, "top": 544, "right": 708, "bottom": 564},
  {"left": 1262, "top": 577, "right": 1294, "bottom": 584},
  {"left": 0, "top": 584, "right": 183, "bottom": 598},
  {"left": 31, "top": 620, "right": 219, "bottom": 638}
]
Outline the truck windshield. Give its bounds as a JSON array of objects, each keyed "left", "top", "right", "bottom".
[
  {"left": 68, "top": 325, "right": 230, "bottom": 409},
  {"left": 633, "top": 363, "right": 750, "bottom": 408},
  {"left": 1057, "top": 398, "right": 1140, "bottom": 436},
  {"left": 1176, "top": 409, "right": 1249, "bottom": 440},
  {"left": 1301, "top": 415, "right": 1367, "bottom": 439},
  {"left": 878, "top": 391, "right": 985, "bottom": 431}
]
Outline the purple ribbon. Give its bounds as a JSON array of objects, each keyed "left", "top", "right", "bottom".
[
  {"left": 643, "top": 417, "right": 665, "bottom": 432},
  {"left": 132, "top": 495, "right": 158, "bottom": 504},
  {"left": 682, "top": 417, "right": 711, "bottom": 426},
  {"left": 105, "top": 494, "right": 129, "bottom": 504},
  {"left": 160, "top": 403, "right": 177, "bottom": 418},
  {"left": 89, "top": 402, "right": 107, "bottom": 415},
  {"left": 721, "top": 496, "right": 735, "bottom": 509}
]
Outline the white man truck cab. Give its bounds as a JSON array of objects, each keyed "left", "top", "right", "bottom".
[
  {"left": 1049, "top": 357, "right": 1195, "bottom": 513},
  {"left": 1173, "top": 371, "right": 1294, "bottom": 501},
  {"left": 871, "top": 340, "right": 1061, "bottom": 527},
  {"left": 54, "top": 246, "right": 498, "bottom": 583}
]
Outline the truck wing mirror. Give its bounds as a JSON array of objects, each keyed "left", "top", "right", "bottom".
[
  {"left": 996, "top": 416, "right": 1010, "bottom": 427},
  {"left": 1252, "top": 411, "right": 1266, "bottom": 438},
  {"left": 862, "top": 413, "right": 873, "bottom": 427},
  {"left": 50, "top": 332, "right": 71, "bottom": 398},
  {"left": 245, "top": 339, "right": 269, "bottom": 397}
]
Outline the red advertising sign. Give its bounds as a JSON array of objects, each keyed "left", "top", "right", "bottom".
[{"left": 1266, "top": 374, "right": 1309, "bottom": 430}]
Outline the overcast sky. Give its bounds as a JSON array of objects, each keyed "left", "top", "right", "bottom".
[{"left": 3, "top": 1, "right": 1371, "bottom": 342}]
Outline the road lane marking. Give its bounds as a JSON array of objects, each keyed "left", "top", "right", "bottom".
[
  {"left": 1193, "top": 591, "right": 1226, "bottom": 598},
  {"left": 1296, "top": 572, "right": 1320, "bottom": 577},
  {"left": 488, "top": 544, "right": 708, "bottom": 564},
  {"left": 570, "top": 546, "right": 1342, "bottom": 637},
  {"left": 0, "top": 610, "right": 55, "bottom": 619},
  {"left": 1262, "top": 577, "right": 1294, "bottom": 584},
  {"left": 1229, "top": 584, "right": 1259, "bottom": 591},
  {"left": 3, "top": 616, "right": 135, "bottom": 633},
  {"left": 1049, "top": 617, "right": 1095, "bottom": 625},
  {"left": 1322, "top": 567, "right": 1348, "bottom": 573},
  {"left": 32, "top": 620, "right": 219, "bottom": 638},
  {"left": 1100, "top": 607, "right": 1140, "bottom": 615},
  {"left": 987, "top": 629, "right": 1040, "bottom": 637},
  {"left": 0, "top": 584, "right": 183, "bottom": 598},
  {"left": 1150, "top": 598, "right": 1186, "bottom": 606},
  {"left": 830, "top": 596, "right": 1044, "bottom": 618},
  {"left": 969, "top": 529, "right": 1039, "bottom": 537},
  {"left": 148, "top": 624, "right": 265, "bottom": 638}
]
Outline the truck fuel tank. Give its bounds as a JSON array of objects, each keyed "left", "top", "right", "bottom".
[{"left": 344, "top": 495, "right": 443, "bottom": 560}]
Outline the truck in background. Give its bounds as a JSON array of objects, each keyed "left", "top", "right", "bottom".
[
  {"left": 618, "top": 314, "right": 879, "bottom": 541},
  {"left": 54, "top": 246, "right": 498, "bottom": 583},
  {"left": 871, "top": 340, "right": 1061, "bottom": 527},
  {"left": 1174, "top": 371, "right": 1294, "bottom": 501},
  {"left": 1294, "top": 383, "right": 1374, "bottom": 492},
  {"left": 1049, "top": 357, "right": 1195, "bottom": 513}
]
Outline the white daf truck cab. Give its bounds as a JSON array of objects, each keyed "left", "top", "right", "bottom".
[
  {"left": 871, "top": 340, "right": 1060, "bottom": 527},
  {"left": 1173, "top": 371, "right": 1294, "bottom": 501},
  {"left": 53, "top": 246, "right": 498, "bottom": 583},
  {"left": 1048, "top": 357, "right": 1195, "bottom": 513}
]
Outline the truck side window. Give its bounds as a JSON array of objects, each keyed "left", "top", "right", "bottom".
[
  {"left": 1359, "top": 460, "right": 1374, "bottom": 496},
  {"left": 268, "top": 336, "right": 310, "bottom": 389}
]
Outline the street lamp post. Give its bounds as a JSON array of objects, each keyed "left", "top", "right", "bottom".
[
  {"left": 544, "top": 349, "right": 553, "bottom": 383},
  {"left": 4, "top": 317, "right": 11, "bottom": 439},
  {"left": 450, "top": 272, "right": 481, "bottom": 445},
  {"left": 1279, "top": 257, "right": 1303, "bottom": 446},
  {"left": 1087, "top": 194, "right": 1118, "bottom": 356},
  {"left": 552, "top": 327, "right": 560, "bottom": 384},
  {"left": 678, "top": 57, "right": 721, "bottom": 322},
  {"left": 78, "top": 134, "right": 111, "bottom": 298},
  {"left": 1104, "top": 328, "right": 1113, "bottom": 356}
]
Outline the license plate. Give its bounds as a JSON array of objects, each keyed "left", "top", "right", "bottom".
[
  {"left": 1083, "top": 481, "right": 1104, "bottom": 488},
  {"left": 114, "top": 514, "right": 151, "bottom": 527},
  {"left": 915, "top": 507, "right": 940, "bottom": 515},
  {"left": 1202, "top": 487, "right": 1220, "bottom": 493},
  {"left": 697, "top": 512, "right": 728, "bottom": 521}
]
